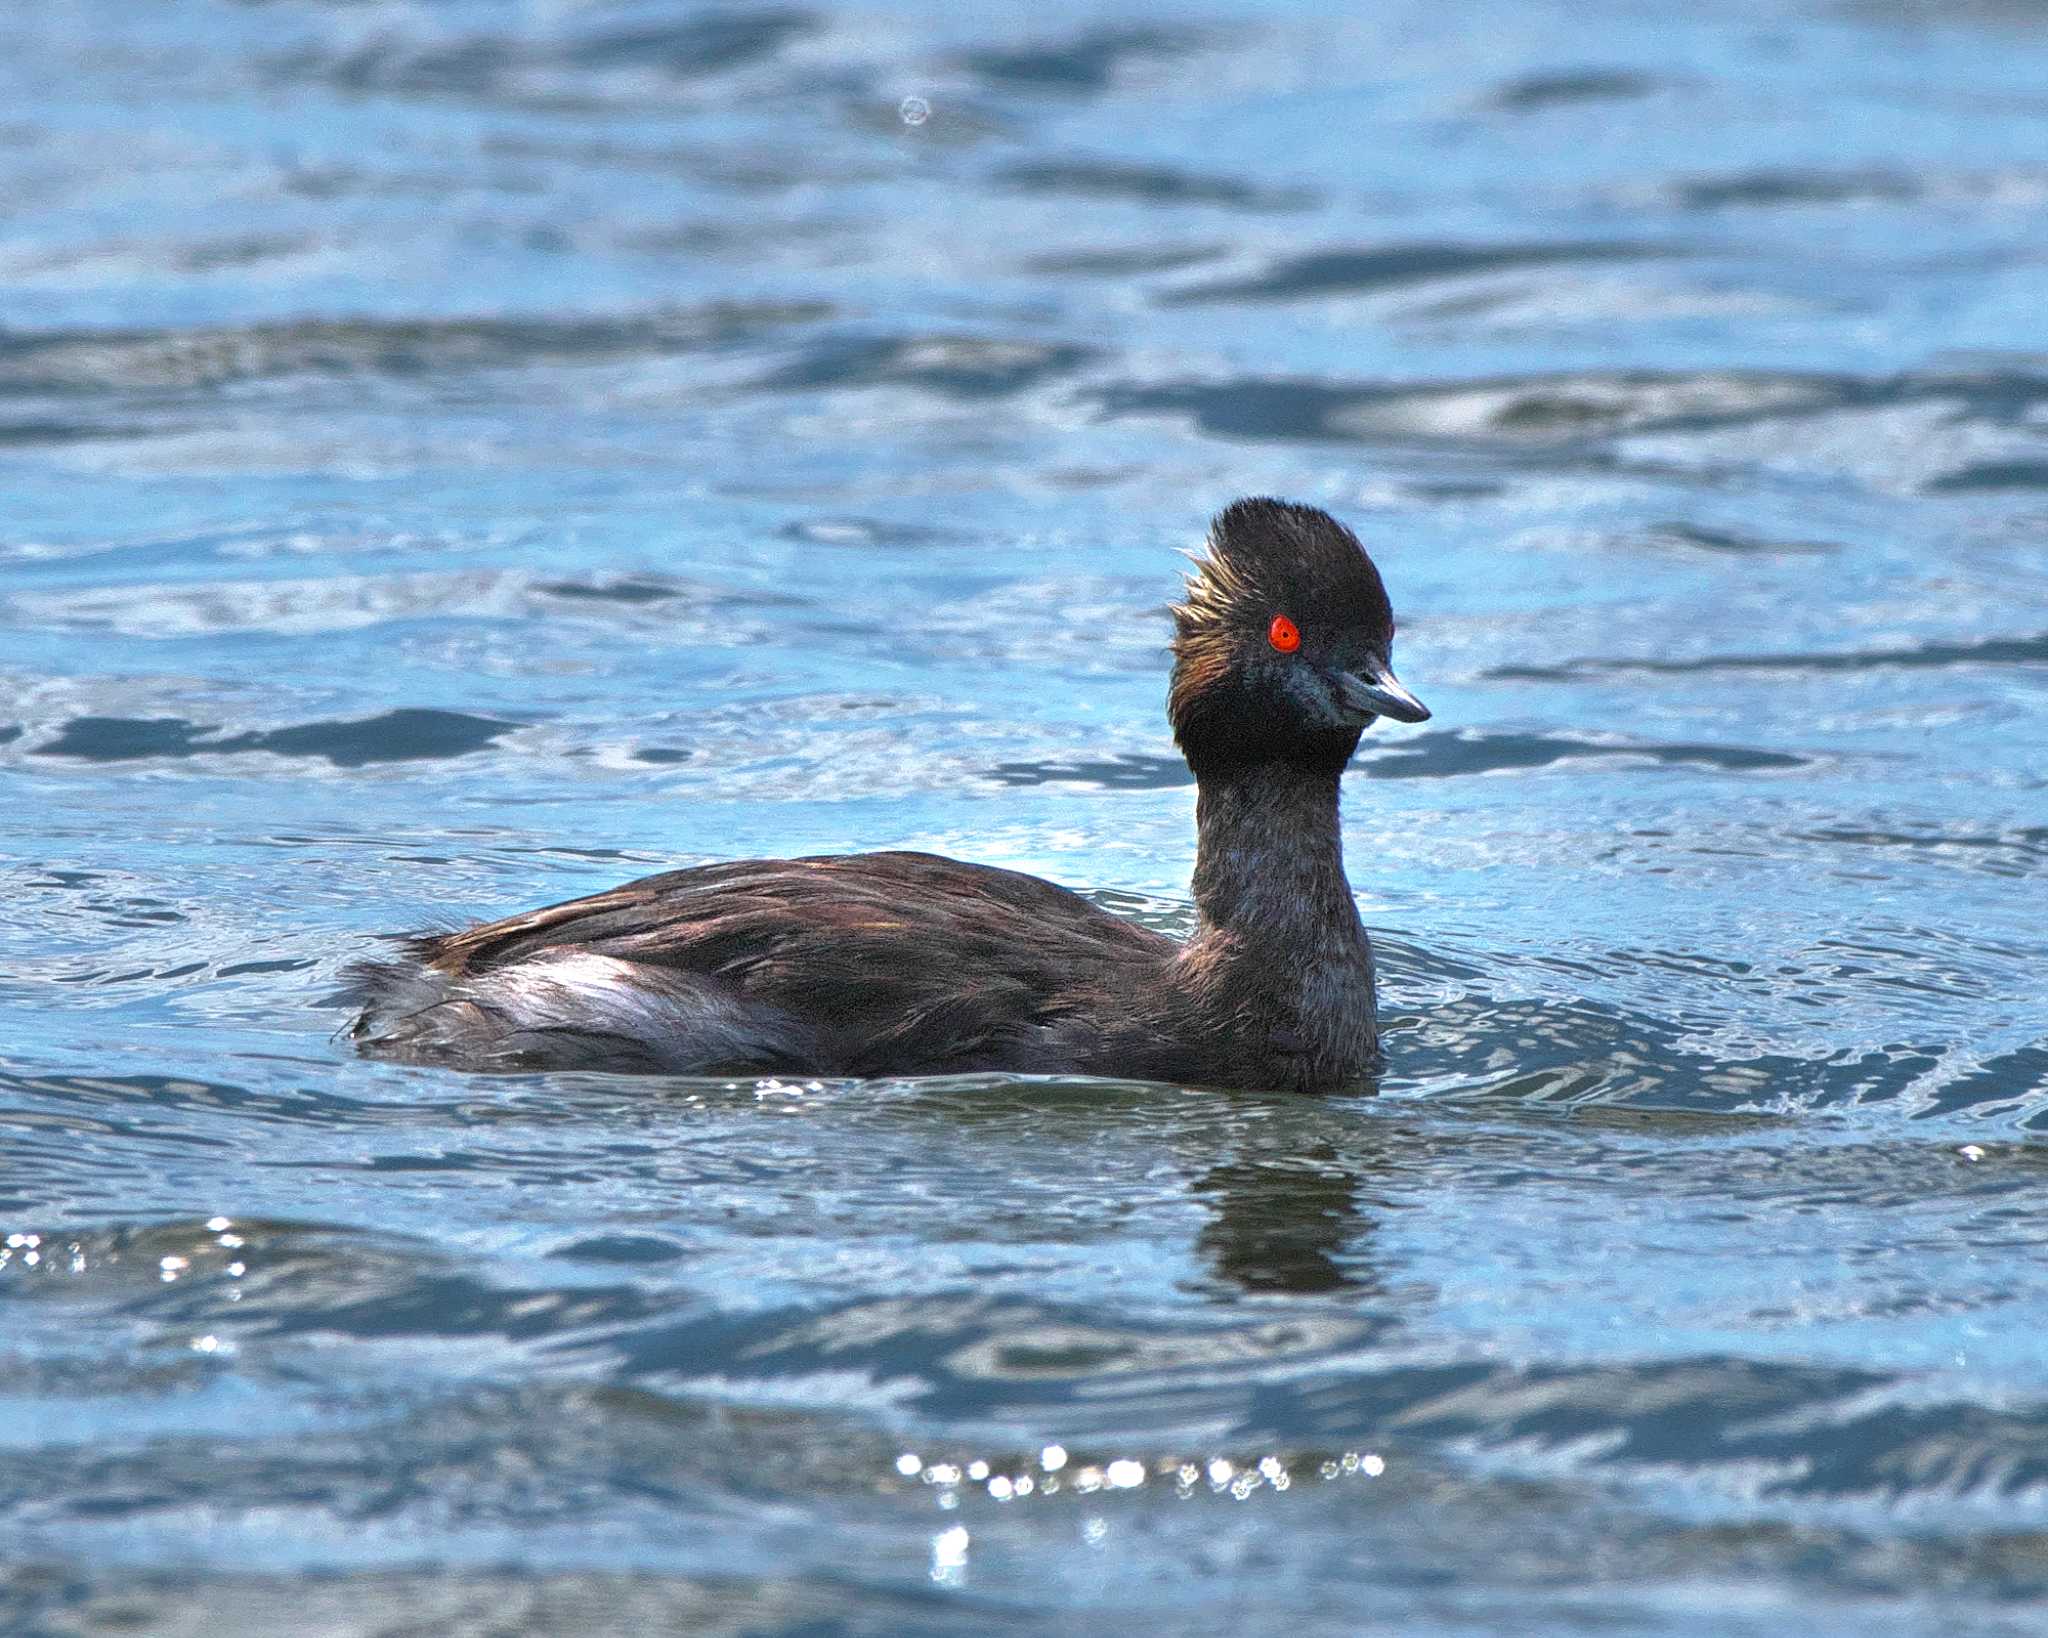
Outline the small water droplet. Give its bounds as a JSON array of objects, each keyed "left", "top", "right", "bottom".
[{"left": 899, "top": 95, "right": 931, "bottom": 126}]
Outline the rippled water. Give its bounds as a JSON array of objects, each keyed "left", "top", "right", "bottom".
[{"left": 4, "top": 1, "right": 2048, "bottom": 1632}]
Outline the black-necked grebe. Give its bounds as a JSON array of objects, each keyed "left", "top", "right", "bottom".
[{"left": 347, "top": 498, "right": 1430, "bottom": 1090}]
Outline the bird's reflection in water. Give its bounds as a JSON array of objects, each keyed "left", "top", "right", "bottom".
[{"left": 1193, "top": 1139, "right": 1383, "bottom": 1297}]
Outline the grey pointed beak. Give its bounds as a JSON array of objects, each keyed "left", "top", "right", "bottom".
[{"left": 1337, "top": 659, "right": 1431, "bottom": 724}]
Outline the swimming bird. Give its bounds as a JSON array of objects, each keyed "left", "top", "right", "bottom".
[{"left": 347, "top": 498, "right": 1429, "bottom": 1090}]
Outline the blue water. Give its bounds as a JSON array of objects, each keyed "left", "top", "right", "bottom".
[{"left": 4, "top": 0, "right": 2048, "bottom": 1631}]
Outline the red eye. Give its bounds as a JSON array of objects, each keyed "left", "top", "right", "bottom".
[{"left": 1267, "top": 614, "right": 1301, "bottom": 653}]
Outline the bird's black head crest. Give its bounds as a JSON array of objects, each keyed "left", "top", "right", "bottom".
[
  {"left": 1170, "top": 499, "right": 1409, "bottom": 777},
  {"left": 1175, "top": 498, "right": 1394, "bottom": 644}
]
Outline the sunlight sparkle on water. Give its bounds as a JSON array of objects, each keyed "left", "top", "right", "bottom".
[{"left": 929, "top": 1524, "right": 969, "bottom": 1586}]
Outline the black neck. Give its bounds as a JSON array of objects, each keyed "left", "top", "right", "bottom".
[{"left": 1189, "top": 759, "right": 1359, "bottom": 945}]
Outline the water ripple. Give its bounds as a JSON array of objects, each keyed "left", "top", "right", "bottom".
[
  {"left": 277, "top": 9, "right": 822, "bottom": 104},
  {"left": 1490, "top": 631, "right": 2048, "bottom": 682},
  {"left": 0, "top": 305, "right": 833, "bottom": 396},
  {"left": 957, "top": 26, "right": 1204, "bottom": 94},
  {"left": 1160, "top": 241, "right": 1671, "bottom": 306}
]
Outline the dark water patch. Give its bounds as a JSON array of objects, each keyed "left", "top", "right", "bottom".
[
  {"left": 959, "top": 26, "right": 1201, "bottom": 93},
  {"left": 777, "top": 516, "right": 967, "bottom": 548},
  {"left": 22, "top": 870, "right": 103, "bottom": 891},
  {"left": 986, "top": 753, "right": 1190, "bottom": 790},
  {"left": 0, "top": 725, "right": 20, "bottom": 746},
  {"left": 1092, "top": 370, "right": 1830, "bottom": 446},
  {"left": 0, "top": 304, "right": 833, "bottom": 395},
  {"left": 360, "top": 1152, "right": 475, "bottom": 1173},
  {"left": 1095, "top": 378, "right": 1388, "bottom": 444},
  {"left": 163, "top": 231, "right": 311, "bottom": 274},
  {"left": 1485, "top": 68, "right": 1665, "bottom": 111},
  {"left": 1638, "top": 521, "right": 1839, "bottom": 555},
  {"left": 0, "top": 418, "right": 123, "bottom": 446},
  {"left": 1022, "top": 243, "right": 1225, "bottom": 277},
  {"left": 552, "top": 1235, "right": 688, "bottom": 1266},
  {"left": 995, "top": 158, "right": 1314, "bottom": 211},
  {"left": 558, "top": 10, "right": 819, "bottom": 76},
  {"left": 283, "top": 9, "right": 819, "bottom": 102},
  {"left": 35, "top": 710, "right": 515, "bottom": 767},
  {"left": 5, "top": 231, "right": 310, "bottom": 282},
  {"left": 1160, "top": 240, "right": 1663, "bottom": 305},
  {"left": 1670, "top": 167, "right": 1923, "bottom": 210},
  {"left": 1400, "top": 477, "right": 1507, "bottom": 501},
  {"left": 759, "top": 334, "right": 1098, "bottom": 399},
  {"left": 993, "top": 736, "right": 1802, "bottom": 790},
  {"left": 1361, "top": 730, "right": 1807, "bottom": 779},
  {"left": 1919, "top": 1043, "right": 2048, "bottom": 1122},
  {"left": 534, "top": 575, "right": 808, "bottom": 621},
  {"left": 1491, "top": 631, "right": 2048, "bottom": 682},
  {"left": 36, "top": 717, "right": 243, "bottom": 762},
  {"left": 1789, "top": 825, "right": 2048, "bottom": 880},
  {"left": 252, "top": 712, "right": 515, "bottom": 768},
  {"left": 1094, "top": 365, "right": 2048, "bottom": 449},
  {"left": 1924, "top": 458, "right": 2048, "bottom": 493},
  {"left": 216, "top": 959, "right": 315, "bottom": 980},
  {"left": 535, "top": 577, "right": 689, "bottom": 605}
]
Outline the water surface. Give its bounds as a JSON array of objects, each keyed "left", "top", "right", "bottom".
[{"left": 4, "top": 1, "right": 2048, "bottom": 1632}]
